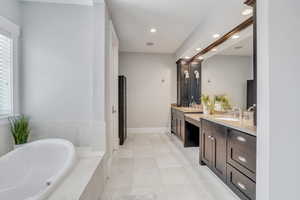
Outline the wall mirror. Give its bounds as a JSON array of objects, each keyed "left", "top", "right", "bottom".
[{"left": 200, "top": 25, "right": 254, "bottom": 110}]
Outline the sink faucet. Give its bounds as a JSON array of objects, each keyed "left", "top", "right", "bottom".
[{"left": 248, "top": 104, "right": 256, "bottom": 112}]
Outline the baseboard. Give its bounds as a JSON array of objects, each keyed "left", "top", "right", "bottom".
[{"left": 127, "top": 127, "right": 170, "bottom": 134}]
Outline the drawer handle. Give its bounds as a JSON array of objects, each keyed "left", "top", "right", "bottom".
[
  {"left": 237, "top": 182, "right": 246, "bottom": 190},
  {"left": 237, "top": 136, "right": 246, "bottom": 142},
  {"left": 238, "top": 156, "right": 247, "bottom": 163}
]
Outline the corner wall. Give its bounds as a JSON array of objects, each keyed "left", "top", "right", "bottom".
[
  {"left": 257, "top": 0, "right": 300, "bottom": 199},
  {"left": 119, "top": 52, "right": 177, "bottom": 133}
]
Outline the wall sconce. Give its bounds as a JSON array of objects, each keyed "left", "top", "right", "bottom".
[
  {"left": 194, "top": 70, "right": 200, "bottom": 79},
  {"left": 184, "top": 70, "right": 190, "bottom": 79}
]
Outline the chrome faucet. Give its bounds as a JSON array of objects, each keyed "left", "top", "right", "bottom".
[{"left": 248, "top": 104, "right": 256, "bottom": 112}]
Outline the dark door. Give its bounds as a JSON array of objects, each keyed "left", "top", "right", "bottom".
[{"left": 118, "top": 76, "right": 127, "bottom": 145}]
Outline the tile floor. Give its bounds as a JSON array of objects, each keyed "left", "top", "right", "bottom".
[{"left": 101, "top": 133, "right": 240, "bottom": 200}]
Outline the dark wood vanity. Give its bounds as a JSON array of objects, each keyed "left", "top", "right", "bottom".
[
  {"left": 200, "top": 119, "right": 256, "bottom": 200},
  {"left": 171, "top": 111, "right": 257, "bottom": 199},
  {"left": 171, "top": 106, "right": 202, "bottom": 146}
]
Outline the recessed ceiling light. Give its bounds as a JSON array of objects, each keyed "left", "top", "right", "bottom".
[
  {"left": 185, "top": 56, "right": 190, "bottom": 59},
  {"left": 213, "top": 34, "right": 220, "bottom": 38},
  {"left": 242, "top": 8, "right": 253, "bottom": 16},
  {"left": 232, "top": 35, "right": 240, "bottom": 39},
  {"left": 211, "top": 48, "right": 217, "bottom": 52},
  {"left": 146, "top": 42, "right": 154, "bottom": 46},
  {"left": 196, "top": 48, "right": 202, "bottom": 51},
  {"left": 150, "top": 28, "right": 157, "bottom": 33},
  {"left": 198, "top": 56, "right": 204, "bottom": 60}
]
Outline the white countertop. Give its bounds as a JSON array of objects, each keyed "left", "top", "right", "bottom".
[
  {"left": 185, "top": 113, "right": 256, "bottom": 136},
  {"left": 47, "top": 148, "right": 105, "bottom": 200}
]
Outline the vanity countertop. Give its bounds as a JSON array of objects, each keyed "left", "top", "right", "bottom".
[
  {"left": 184, "top": 113, "right": 256, "bottom": 136},
  {"left": 171, "top": 104, "right": 203, "bottom": 113}
]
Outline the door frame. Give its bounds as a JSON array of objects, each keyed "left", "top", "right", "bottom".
[{"left": 109, "top": 20, "right": 120, "bottom": 152}]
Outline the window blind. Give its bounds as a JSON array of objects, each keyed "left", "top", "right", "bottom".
[{"left": 0, "top": 33, "right": 13, "bottom": 116}]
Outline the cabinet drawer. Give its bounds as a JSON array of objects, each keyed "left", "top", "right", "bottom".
[
  {"left": 227, "top": 164, "right": 256, "bottom": 200},
  {"left": 227, "top": 129, "right": 256, "bottom": 180}
]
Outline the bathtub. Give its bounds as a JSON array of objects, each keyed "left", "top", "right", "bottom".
[{"left": 0, "top": 139, "right": 76, "bottom": 200}]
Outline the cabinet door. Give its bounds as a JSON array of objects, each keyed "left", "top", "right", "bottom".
[
  {"left": 227, "top": 129, "right": 256, "bottom": 181},
  {"left": 211, "top": 124, "right": 227, "bottom": 181},
  {"left": 180, "top": 118, "right": 185, "bottom": 141},
  {"left": 201, "top": 120, "right": 213, "bottom": 166},
  {"left": 171, "top": 110, "right": 176, "bottom": 134},
  {"left": 176, "top": 118, "right": 179, "bottom": 137},
  {"left": 227, "top": 164, "right": 256, "bottom": 200}
]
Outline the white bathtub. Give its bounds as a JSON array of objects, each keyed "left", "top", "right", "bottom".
[{"left": 0, "top": 139, "right": 76, "bottom": 200}]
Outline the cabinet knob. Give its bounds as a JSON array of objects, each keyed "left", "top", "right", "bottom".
[
  {"left": 237, "top": 182, "right": 246, "bottom": 190},
  {"left": 238, "top": 156, "right": 247, "bottom": 163},
  {"left": 237, "top": 136, "right": 246, "bottom": 142}
]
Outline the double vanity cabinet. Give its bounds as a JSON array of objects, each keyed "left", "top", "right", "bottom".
[
  {"left": 171, "top": 107, "right": 257, "bottom": 200},
  {"left": 200, "top": 119, "right": 256, "bottom": 200}
]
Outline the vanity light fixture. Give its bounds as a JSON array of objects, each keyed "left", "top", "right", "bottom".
[
  {"left": 232, "top": 34, "right": 240, "bottom": 39},
  {"left": 213, "top": 33, "right": 220, "bottom": 38},
  {"left": 242, "top": 8, "right": 253, "bottom": 16},
  {"left": 150, "top": 28, "right": 157, "bottom": 33}
]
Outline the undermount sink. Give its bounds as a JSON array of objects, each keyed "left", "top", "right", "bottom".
[{"left": 215, "top": 117, "right": 240, "bottom": 122}]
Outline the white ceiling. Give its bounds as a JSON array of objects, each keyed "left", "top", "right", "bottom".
[{"left": 107, "top": 0, "right": 219, "bottom": 53}]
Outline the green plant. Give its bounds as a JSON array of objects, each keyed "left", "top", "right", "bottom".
[
  {"left": 9, "top": 115, "right": 30, "bottom": 145},
  {"left": 201, "top": 95, "right": 210, "bottom": 106},
  {"left": 214, "top": 95, "right": 232, "bottom": 110},
  {"left": 201, "top": 95, "right": 215, "bottom": 114}
]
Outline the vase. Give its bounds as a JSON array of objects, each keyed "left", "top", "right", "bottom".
[{"left": 203, "top": 105, "right": 209, "bottom": 115}]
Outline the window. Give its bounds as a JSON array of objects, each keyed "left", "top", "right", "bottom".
[{"left": 0, "top": 33, "right": 13, "bottom": 116}]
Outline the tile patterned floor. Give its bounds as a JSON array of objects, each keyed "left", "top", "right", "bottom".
[{"left": 101, "top": 133, "right": 240, "bottom": 200}]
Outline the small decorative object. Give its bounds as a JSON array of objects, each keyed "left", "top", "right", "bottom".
[
  {"left": 201, "top": 95, "right": 215, "bottom": 115},
  {"left": 9, "top": 115, "right": 31, "bottom": 148},
  {"left": 214, "top": 95, "right": 232, "bottom": 112}
]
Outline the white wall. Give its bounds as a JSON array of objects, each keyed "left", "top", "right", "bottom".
[
  {"left": 202, "top": 55, "right": 253, "bottom": 109},
  {"left": 21, "top": 2, "right": 106, "bottom": 150},
  {"left": 257, "top": 0, "right": 300, "bottom": 199},
  {"left": 0, "top": 0, "right": 20, "bottom": 156},
  {"left": 119, "top": 52, "right": 176, "bottom": 132},
  {"left": 0, "top": 0, "right": 20, "bottom": 25}
]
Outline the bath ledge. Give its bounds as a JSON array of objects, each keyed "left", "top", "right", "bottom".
[{"left": 47, "top": 148, "right": 105, "bottom": 200}]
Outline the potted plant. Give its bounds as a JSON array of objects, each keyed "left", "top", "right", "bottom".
[
  {"left": 9, "top": 115, "right": 31, "bottom": 149},
  {"left": 214, "top": 95, "right": 232, "bottom": 112},
  {"left": 201, "top": 95, "right": 215, "bottom": 115}
]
